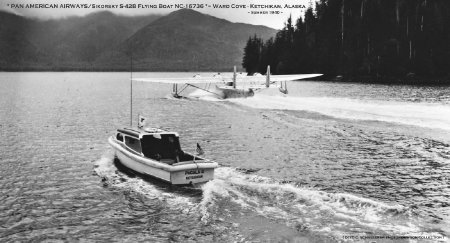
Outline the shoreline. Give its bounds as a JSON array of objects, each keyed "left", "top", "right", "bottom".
[
  {"left": 2, "top": 69, "right": 449, "bottom": 85},
  {"left": 306, "top": 74, "right": 450, "bottom": 86}
]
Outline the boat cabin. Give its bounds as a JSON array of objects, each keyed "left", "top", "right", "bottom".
[{"left": 115, "top": 128, "right": 202, "bottom": 164}]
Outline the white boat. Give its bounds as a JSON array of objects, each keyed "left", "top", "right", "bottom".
[{"left": 109, "top": 127, "right": 218, "bottom": 185}]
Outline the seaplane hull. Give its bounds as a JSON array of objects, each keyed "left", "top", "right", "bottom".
[
  {"left": 215, "top": 86, "right": 254, "bottom": 99},
  {"left": 108, "top": 132, "right": 217, "bottom": 185}
]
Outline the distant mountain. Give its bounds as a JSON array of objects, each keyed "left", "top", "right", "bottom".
[
  {"left": 0, "top": 11, "right": 41, "bottom": 69},
  {"left": 102, "top": 9, "right": 277, "bottom": 71},
  {"left": 0, "top": 9, "right": 276, "bottom": 71},
  {"left": 0, "top": 11, "right": 161, "bottom": 70}
]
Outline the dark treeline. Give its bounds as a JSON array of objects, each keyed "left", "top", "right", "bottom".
[{"left": 242, "top": 0, "right": 450, "bottom": 83}]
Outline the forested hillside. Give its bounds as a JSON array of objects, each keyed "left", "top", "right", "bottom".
[{"left": 243, "top": 0, "right": 450, "bottom": 83}]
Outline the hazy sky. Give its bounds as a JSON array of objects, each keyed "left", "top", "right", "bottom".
[{"left": 1, "top": 0, "right": 311, "bottom": 29}]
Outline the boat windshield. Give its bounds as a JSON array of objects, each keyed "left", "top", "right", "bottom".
[{"left": 141, "top": 134, "right": 182, "bottom": 161}]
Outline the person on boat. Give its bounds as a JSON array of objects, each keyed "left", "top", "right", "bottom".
[{"left": 167, "top": 136, "right": 180, "bottom": 164}]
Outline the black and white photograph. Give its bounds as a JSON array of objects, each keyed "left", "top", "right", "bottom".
[{"left": 0, "top": 0, "right": 449, "bottom": 242}]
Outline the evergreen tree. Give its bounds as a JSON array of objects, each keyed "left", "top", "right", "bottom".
[
  {"left": 242, "top": 35, "right": 263, "bottom": 74},
  {"left": 243, "top": 0, "right": 450, "bottom": 83}
]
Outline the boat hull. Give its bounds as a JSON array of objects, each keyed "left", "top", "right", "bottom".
[{"left": 109, "top": 137, "right": 217, "bottom": 185}]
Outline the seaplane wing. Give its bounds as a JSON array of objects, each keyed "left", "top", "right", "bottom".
[
  {"left": 133, "top": 73, "right": 322, "bottom": 84},
  {"left": 268, "top": 73, "right": 322, "bottom": 81},
  {"left": 234, "top": 73, "right": 323, "bottom": 83},
  {"left": 133, "top": 76, "right": 226, "bottom": 84}
]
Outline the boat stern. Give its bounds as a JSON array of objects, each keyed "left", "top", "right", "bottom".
[{"left": 171, "top": 167, "right": 215, "bottom": 185}]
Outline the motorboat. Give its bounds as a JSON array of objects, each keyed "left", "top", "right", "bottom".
[{"left": 108, "top": 126, "right": 218, "bottom": 185}]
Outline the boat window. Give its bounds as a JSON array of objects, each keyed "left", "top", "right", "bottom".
[
  {"left": 116, "top": 133, "right": 124, "bottom": 142},
  {"left": 124, "top": 136, "right": 142, "bottom": 154},
  {"left": 141, "top": 134, "right": 182, "bottom": 161}
]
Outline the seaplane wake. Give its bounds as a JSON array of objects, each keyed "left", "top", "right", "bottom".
[{"left": 229, "top": 95, "right": 450, "bottom": 131}]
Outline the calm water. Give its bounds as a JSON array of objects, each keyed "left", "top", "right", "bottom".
[{"left": 0, "top": 72, "right": 449, "bottom": 242}]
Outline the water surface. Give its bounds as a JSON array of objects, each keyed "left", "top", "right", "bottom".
[{"left": 0, "top": 72, "right": 449, "bottom": 242}]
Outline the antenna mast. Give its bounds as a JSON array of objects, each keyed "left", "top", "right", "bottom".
[{"left": 130, "top": 41, "right": 133, "bottom": 127}]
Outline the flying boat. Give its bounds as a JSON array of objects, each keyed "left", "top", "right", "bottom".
[{"left": 133, "top": 66, "right": 322, "bottom": 99}]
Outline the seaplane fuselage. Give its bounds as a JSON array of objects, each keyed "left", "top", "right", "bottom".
[{"left": 214, "top": 85, "right": 255, "bottom": 99}]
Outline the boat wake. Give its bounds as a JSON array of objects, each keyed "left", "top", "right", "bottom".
[
  {"left": 93, "top": 151, "right": 198, "bottom": 212},
  {"left": 94, "top": 153, "right": 442, "bottom": 240},
  {"left": 199, "top": 167, "right": 443, "bottom": 240},
  {"left": 230, "top": 95, "right": 450, "bottom": 131}
]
